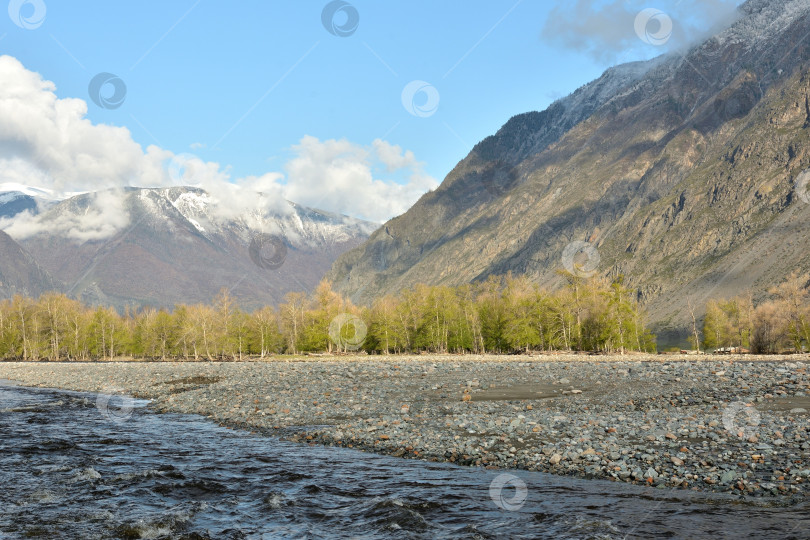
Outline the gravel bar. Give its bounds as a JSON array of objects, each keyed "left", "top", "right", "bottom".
[{"left": 2, "top": 354, "right": 809, "bottom": 500}]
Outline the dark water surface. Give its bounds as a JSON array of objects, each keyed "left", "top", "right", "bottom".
[{"left": 0, "top": 382, "right": 807, "bottom": 539}]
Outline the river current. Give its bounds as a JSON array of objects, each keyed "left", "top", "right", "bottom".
[{"left": 0, "top": 382, "right": 807, "bottom": 539}]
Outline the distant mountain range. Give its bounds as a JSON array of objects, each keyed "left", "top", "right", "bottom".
[
  {"left": 327, "top": 0, "right": 810, "bottom": 346},
  {"left": 0, "top": 185, "right": 376, "bottom": 310}
]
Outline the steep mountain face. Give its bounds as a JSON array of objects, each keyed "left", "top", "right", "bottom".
[
  {"left": 328, "top": 0, "right": 810, "bottom": 345},
  {"left": 0, "top": 230, "right": 58, "bottom": 298},
  {"left": 8, "top": 187, "right": 376, "bottom": 310}
]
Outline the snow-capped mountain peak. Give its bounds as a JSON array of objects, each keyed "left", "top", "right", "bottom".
[
  {"left": 0, "top": 182, "right": 82, "bottom": 201},
  {"left": 0, "top": 185, "right": 378, "bottom": 310}
]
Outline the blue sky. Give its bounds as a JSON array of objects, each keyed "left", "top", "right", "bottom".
[{"left": 0, "top": 0, "right": 741, "bottom": 221}]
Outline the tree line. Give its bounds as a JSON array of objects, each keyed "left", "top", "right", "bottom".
[
  {"left": 0, "top": 273, "right": 655, "bottom": 361},
  {"left": 701, "top": 271, "right": 810, "bottom": 353}
]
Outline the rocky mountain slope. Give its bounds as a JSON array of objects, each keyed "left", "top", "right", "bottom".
[
  {"left": 0, "top": 230, "right": 58, "bottom": 298},
  {"left": 328, "top": 0, "right": 810, "bottom": 346},
  {"left": 3, "top": 187, "right": 376, "bottom": 310}
]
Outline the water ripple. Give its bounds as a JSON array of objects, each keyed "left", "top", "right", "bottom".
[{"left": 0, "top": 384, "right": 807, "bottom": 539}]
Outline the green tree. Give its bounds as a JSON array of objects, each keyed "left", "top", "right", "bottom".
[
  {"left": 88, "top": 306, "right": 127, "bottom": 359},
  {"left": 477, "top": 276, "right": 508, "bottom": 353},
  {"left": 502, "top": 275, "right": 542, "bottom": 352},
  {"left": 367, "top": 295, "right": 408, "bottom": 354},
  {"left": 251, "top": 305, "right": 283, "bottom": 357},
  {"left": 302, "top": 280, "right": 344, "bottom": 352},
  {"left": 279, "top": 291, "right": 308, "bottom": 354},
  {"left": 770, "top": 271, "right": 810, "bottom": 351}
]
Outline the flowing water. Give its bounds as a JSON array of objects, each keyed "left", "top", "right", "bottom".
[{"left": 0, "top": 381, "right": 807, "bottom": 539}]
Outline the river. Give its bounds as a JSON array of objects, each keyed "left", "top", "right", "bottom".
[{"left": 0, "top": 382, "right": 807, "bottom": 539}]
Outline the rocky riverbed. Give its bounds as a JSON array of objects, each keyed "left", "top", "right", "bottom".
[{"left": 1, "top": 355, "right": 808, "bottom": 500}]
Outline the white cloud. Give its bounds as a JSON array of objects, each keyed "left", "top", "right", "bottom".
[
  {"left": 541, "top": 0, "right": 741, "bottom": 63},
  {"left": 285, "top": 136, "right": 438, "bottom": 222},
  {"left": 1, "top": 189, "right": 130, "bottom": 242},
  {"left": 0, "top": 55, "right": 436, "bottom": 240},
  {"left": 373, "top": 139, "right": 417, "bottom": 171},
  {"left": 0, "top": 56, "right": 165, "bottom": 193}
]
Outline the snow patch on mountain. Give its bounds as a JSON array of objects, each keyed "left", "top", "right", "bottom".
[
  {"left": 0, "top": 183, "right": 54, "bottom": 200},
  {"left": 0, "top": 182, "right": 84, "bottom": 201},
  {"left": 187, "top": 217, "right": 206, "bottom": 234},
  {"left": 0, "top": 192, "right": 24, "bottom": 205},
  {"left": 144, "top": 186, "right": 376, "bottom": 249},
  {"left": 0, "top": 185, "right": 378, "bottom": 251}
]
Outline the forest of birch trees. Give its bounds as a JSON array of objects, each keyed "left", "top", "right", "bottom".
[{"left": 0, "top": 273, "right": 655, "bottom": 360}]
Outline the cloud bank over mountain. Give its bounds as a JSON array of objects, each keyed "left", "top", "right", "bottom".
[
  {"left": 541, "top": 0, "right": 742, "bottom": 63},
  {"left": 0, "top": 55, "right": 436, "bottom": 240}
]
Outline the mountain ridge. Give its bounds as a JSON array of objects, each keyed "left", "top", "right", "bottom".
[
  {"left": 327, "top": 0, "right": 810, "bottom": 346},
  {"left": 0, "top": 186, "right": 376, "bottom": 310}
]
